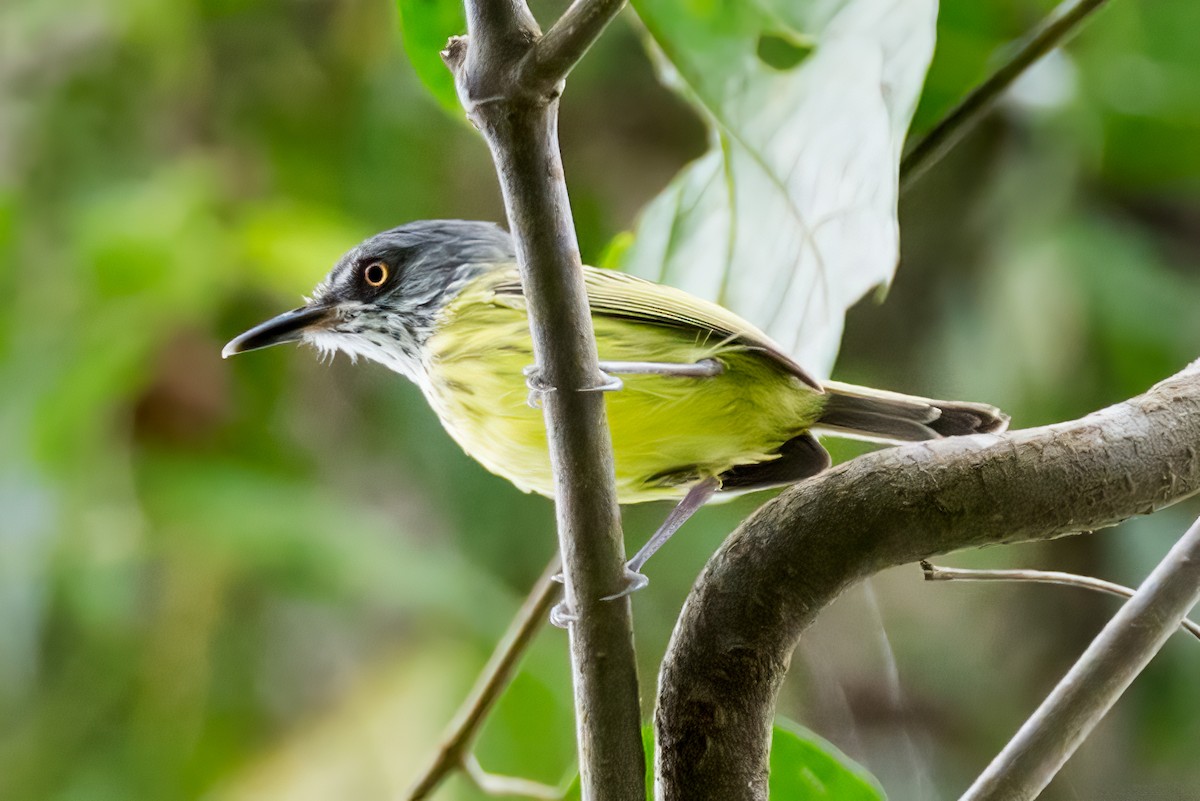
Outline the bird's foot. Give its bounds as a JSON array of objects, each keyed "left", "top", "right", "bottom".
[
  {"left": 522, "top": 365, "right": 557, "bottom": 409},
  {"left": 548, "top": 568, "right": 648, "bottom": 626},
  {"left": 549, "top": 600, "right": 578, "bottom": 629},
  {"left": 524, "top": 365, "right": 623, "bottom": 407},
  {"left": 580, "top": 370, "right": 623, "bottom": 393},
  {"left": 600, "top": 566, "right": 650, "bottom": 601}
]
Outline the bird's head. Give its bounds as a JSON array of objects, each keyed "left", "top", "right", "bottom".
[{"left": 222, "top": 219, "right": 515, "bottom": 378}]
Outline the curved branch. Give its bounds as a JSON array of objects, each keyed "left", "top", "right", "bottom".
[{"left": 655, "top": 361, "right": 1200, "bottom": 801}]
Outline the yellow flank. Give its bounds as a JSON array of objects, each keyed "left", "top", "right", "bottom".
[{"left": 423, "top": 266, "right": 828, "bottom": 503}]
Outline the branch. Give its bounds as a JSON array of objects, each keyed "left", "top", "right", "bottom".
[
  {"left": 921, "top": 561, "right": 1200, "bottom": 640},
  {"left": 445, "top": 2, "right": 645, "bottom": 799},
  {"left": 959, "top": 515, "right": 1200, "bottom": 800},
  {"left": 462, "top": 754, "right": 563, "bottom": 800},
  {"left": 900, "top": 0, "right": 1113, "bottom": 190},
  {"left": 655, "top": 361, "right": 1200, "bottom": 801},
  {"left": 524, "top": 0, "right": 627, "bottom": 90},
  {"left": 406, "top": 558, "right": 561, "bottom": 800}
]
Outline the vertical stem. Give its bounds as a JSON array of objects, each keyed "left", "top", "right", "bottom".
[
  {"left": 447, "top": 1, "right": 645, "bottom": 791},
  {"left": 473, "top": 97, "right": 644, "bottom": 799}
]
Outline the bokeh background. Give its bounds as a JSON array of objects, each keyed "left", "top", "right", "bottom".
[{"left": 3, "top": 0, "right": 1200, "bottom": 799}]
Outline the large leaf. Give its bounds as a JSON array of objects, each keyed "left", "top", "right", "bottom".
[
  {"left": 396, "top": 0, "right": 465, "bottom": 114},
  {"left": 622, "top": 0, "right": 937, "bottom": 376}
]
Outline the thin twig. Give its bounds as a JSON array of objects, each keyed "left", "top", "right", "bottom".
[
  {"left": 921, "top": 561, "right": 1200, "bottom": 640},
  {"left": 462, "top": 753, "right": 565, "bottom": 800},
  {"left": 960, "top": 515, "right": 1200, "bottom": 800},
  {"left": 524, "top": 0, "right": 627, "bottom": 90},
  {"left": 900, "top": 0, "right": 1113, "bottom": 189},
  {"left": 406, "top": 558, "right": 561, "bottom": 800}
]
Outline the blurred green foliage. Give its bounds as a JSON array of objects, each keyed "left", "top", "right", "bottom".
[
  {"left": 396, "top": 0, "right": 463, "bottom": 114},
  {"left": 3, "top": 1, "right": 1200, "bottom": 800},
  {"left": 562, "top": 722, "right": 883, "bottom": 800}
]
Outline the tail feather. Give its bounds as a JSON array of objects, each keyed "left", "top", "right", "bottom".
[{"left": 816, "top": 380, "right": 1009, "bottom": 443}]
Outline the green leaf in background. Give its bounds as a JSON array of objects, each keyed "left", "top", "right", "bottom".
[
  {"left": 770, "top": 719, "right": 885, "bottom": 800},
  {"left": 564, "top": 721, "right": 882, "bottom": 799},
  {"left": 396, "top": 0, "right": 466, "bottom": 115},
  {"left": 622, "top": 0, "right": 937, "bottom": 376}
]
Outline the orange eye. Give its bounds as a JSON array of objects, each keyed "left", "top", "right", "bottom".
[{"left": 364, "top": 262, "right": 389, "bottom": 287}]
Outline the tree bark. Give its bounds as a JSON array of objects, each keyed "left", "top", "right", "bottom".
[{"left": 655, "top": 360, "right": 1200, "bottom": 800}]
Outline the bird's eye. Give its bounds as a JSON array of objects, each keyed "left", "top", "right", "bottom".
[{"left": 363, "top": 262, "right": 389, "bottom": 287}]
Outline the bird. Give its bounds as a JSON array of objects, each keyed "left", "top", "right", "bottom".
[{"left": 224, "top": 219, "right": 1008, "bottom": 616}]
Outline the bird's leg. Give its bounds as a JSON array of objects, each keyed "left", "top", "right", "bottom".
[
  {"left": 526, "top": 359, "right": 723, "bottom": 408},
  {"left": 601, "top": 476, "right": 721, "bottom": 601},
  {"left": 538, "top": 360, "right": 723, "bottom": 623},
  {"left": 597, "top": 358, "right": 724, "bottom": 379},
  {"left": 576, "top": 358, "right": 726, "bottom": 402},
  {"left": 549, "top": 477, "right": 721, "bottom": 625}
]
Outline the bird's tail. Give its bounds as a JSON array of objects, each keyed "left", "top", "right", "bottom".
[{"left": 814, "top": 380, "right": 1009, "bottom": 443}]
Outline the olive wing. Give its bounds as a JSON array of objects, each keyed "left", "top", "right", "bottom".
[{"left": 490, "top": 266, "right": 822, "bottom": 391}]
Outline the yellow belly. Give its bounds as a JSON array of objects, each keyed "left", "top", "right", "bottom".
[{"left": 422, "top": 271, "right": 826, "bottom": 503}]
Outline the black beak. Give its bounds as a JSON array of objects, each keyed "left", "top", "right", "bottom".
[{"left": 222, "top": 304, "right": 335, "bottom": 358}]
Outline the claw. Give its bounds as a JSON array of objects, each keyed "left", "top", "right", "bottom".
[
  {"left": 581, "top": 371, "right": 623, "bottom": 393},
  {"left": 549, "top": 600, "right": 578, "bottom": 628},
  {"left": 599, "top": 566, "right": 650, "bottom": 602},
  {"left": 524, "top": 364, "right": 623, "bottom": 406},
  {"left": 523, "top": 365, "right": 556, "bottom": 409}
]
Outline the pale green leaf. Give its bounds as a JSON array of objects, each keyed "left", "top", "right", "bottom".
[
  {"left": 622, "top": 0, "right": 937, "bottom": 376},
  {"left": 396, "top": 0, "right": 465, "bottom": 115}
]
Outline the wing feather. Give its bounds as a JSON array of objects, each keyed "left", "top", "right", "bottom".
[{"left": 491, "top": 266, "right": 822, "bottom": 391}]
